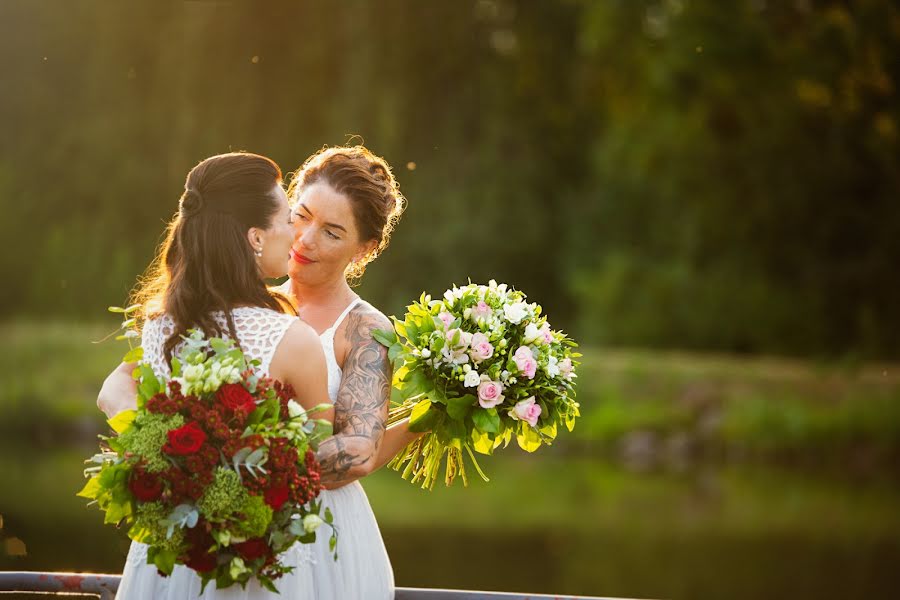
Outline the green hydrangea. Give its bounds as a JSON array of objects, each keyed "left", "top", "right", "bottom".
[
  {"left": 133, "top": 501, "right": 184, "bottom": 551},
  {"left": 198, "top": 467, "right": 247, "bottom": 519},
  {"left": 119, "top": 413, "right": 184, "bottom": 473},
  {"left": 236, "top": 494, "right": 273, "bottom": 538}
]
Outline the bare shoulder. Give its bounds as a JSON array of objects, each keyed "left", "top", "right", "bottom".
[{"left": 270, "top": 319, "right": 322, "bottom": 373}]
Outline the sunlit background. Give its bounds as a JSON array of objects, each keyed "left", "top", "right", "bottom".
[{"left": 1, "top": 1, "right": 899, "bottom": 599}]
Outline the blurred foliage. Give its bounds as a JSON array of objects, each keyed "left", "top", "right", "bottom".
[
  {"left": 4, "top": 321, "right": 898, "bottom": 464},
  {"left": 0, "top": 0, "right": 897, "bottom": 357}
]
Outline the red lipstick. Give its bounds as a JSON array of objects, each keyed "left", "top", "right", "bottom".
[{"left": 290, "top": 249, "right": 315, "bottom": 265}]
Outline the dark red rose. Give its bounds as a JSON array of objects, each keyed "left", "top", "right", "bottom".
[
  {"left": 216, "top": 383, "right": 256, "bottom": 415},
  {"left": 164, "top": 421, "right": 207, "bottom": 455},
  {"left": 264, "top": 484, "right": 290, "bottom": 510},
  {"left": 233, "top": 538, "right": 270, "bottom": 561},
  {"left": 128, "top": 469, "right": 163, "bottom": 502},
  {"left": 185, "top": 547, "right": 217, "bottom": 573}
]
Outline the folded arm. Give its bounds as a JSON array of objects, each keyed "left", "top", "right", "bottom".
[{"left": 316, "top": 309, "right": 393, "bottom": 488}]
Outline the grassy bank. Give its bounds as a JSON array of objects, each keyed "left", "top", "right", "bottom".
[{"left": 3, "top": 320, "right": 899, "bottom": 463}]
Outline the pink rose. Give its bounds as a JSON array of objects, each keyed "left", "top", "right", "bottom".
[
  {"left": 513, "top": 346, "right": 538, "bottom": 379},
  {"left": 510, "top": 396, "right": 542, "bottom": 428},
  {"left": 540, "top": 324, "right": 554, "bottom": 344},
  {"left": 438, "top": 311, "right": 454, "bottom": 329},
  {"left": 469, "top": 333, "right": 494, "bottom": 363},
  {"left": 477, "top": 380, "right": 504, "bottom": 408},
  {"left": 472, "top": 301, "right": 492, "bottom": 320}
]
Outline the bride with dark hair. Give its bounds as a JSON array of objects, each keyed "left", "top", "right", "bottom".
[{"left": 100, "top": 146, "right": 422, "bottom": 599}]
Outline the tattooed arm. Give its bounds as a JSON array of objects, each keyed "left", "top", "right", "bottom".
[{"left": 316, "top": 307, "right": 392, "bottom": 488}]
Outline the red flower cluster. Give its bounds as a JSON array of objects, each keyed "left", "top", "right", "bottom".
[{"left": 126, "top": 374, "right": 325, "bottom": 579}]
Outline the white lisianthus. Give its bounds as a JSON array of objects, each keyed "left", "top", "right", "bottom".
[
  {"left": 303, "top": 514, "right": 324, "bottom": 533},
  {"left": 463, "top": 370, "right": 481, "bottom": 387},
  {"left": 182, "top": 364, "right": 204, "bottom": 382},
  {"left": 504, "top": 302, "right": 528, "bottom": 324},
  {"left": 229, "top": 557, "right": 248, "bottom": 579},
  {"left": 287, "top": 399, "right": 307, "bottom": 421}
]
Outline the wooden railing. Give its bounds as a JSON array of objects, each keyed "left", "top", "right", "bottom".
[{"left": 0, "top": 571, "right": 620, "bottom": 599}]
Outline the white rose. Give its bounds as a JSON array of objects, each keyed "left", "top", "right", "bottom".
[
  {"left": 523, "top": 323, "right": 541, "bottom": 344},
  {"left": 464, "top": 370, "right": 481, "bottom": 388},
  {"left": 504, "top": 302, "right": 528, "bottom": 324}
]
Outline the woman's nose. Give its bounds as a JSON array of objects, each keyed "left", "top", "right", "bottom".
[{"left": 298, "top": 224, "right": 317, "bottom": 248}]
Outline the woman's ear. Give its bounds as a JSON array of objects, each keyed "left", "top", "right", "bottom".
[
  {"left": 247, "top": 227, "right": 265, "bottom": 255},
  {"left": 354, "top": 239, "right": 378, "bottom": 264}
]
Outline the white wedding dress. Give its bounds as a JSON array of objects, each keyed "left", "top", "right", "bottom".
[{"left": 115, "top": 304, "right": 394, "bottom": 599}]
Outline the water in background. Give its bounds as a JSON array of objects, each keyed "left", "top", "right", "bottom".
[{"left": 1, "top": 443, "right": 898, "bottom": 600}]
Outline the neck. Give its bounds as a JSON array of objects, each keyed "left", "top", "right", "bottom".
[{"left": 290, "top": 275, "right": 356, "bottom": 310}]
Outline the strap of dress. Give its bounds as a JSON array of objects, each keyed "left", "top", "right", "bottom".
[{"left": 329, "top": 298, "right": 361, "bottom": 334}]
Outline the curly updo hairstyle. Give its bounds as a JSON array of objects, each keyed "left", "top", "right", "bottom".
[{"left": 287, "top": 145, "right": 406, "bottom": 281}]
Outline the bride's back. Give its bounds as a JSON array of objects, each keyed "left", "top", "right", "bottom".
[{"left": 141, "top": 307, "right": 297, "bottom": 379}]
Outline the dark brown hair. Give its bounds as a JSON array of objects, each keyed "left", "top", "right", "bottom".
[
  {"left": 288, "top": 145, "right": 406, "bottom": 280},
  {"left": 132, "top": 152, "right": 292, "bottom": 360}
]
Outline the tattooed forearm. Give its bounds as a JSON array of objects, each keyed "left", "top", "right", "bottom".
[{"left": 316, "top": 308, "right": 391, "bottom": 486}]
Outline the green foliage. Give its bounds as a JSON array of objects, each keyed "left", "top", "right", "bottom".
[
  {"left": 236, "top": 495, "right": 273, "bottom": 539},
  {"left": 117, "top": 412, "right": 185, "bottom": 473},
  {"left": 0, "top": 1, "right": 896, "bottom": 357},
  {"left": 197, "top": 467, "right": 248, "bottom": 520}
]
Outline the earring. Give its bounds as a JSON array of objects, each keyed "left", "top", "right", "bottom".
[{"left": 255, "top": 245, "right": 263, "bottom": 258}]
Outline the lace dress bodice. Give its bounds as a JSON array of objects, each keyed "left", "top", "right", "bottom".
[{"left": 141, "top": 306, "right": 297, "bottom": 378}]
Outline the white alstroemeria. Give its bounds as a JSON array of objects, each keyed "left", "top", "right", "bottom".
[
  {"left": 464, "top": 370, "right": 481, "bottom": 388},
  {"left": 441, "top": 344, "right": 470, "bottom": 365},
  {"left": 544, "top": 355, "right": 560, "bottom": 378}
]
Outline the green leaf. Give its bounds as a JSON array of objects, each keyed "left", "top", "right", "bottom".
[
  {"left": 470, "top": 428, "right": 494, "bottom": 455},
  {"left": 108, "top": 409, "right": 137, "bottom": 434},
  {"left": 472, "top": 407, "right": 500, "bottom": 433},
  {"left": 149, "top": 547, "right": 177, "bottom": 576},
  {"left": 444, "top": 418, "right": 467, "bottom": 450},
  {"left": 516, "top": 422, "right": 542, "bottom": 452},
  {"left": 122, "top": 346, "right": 143, "bottom": 363},
  {"left": 446, "top": 394, "right": 476, "bottom": 421},
  {"left": 371, "top": 328, "right": 397, "bottom": 348},
  {"left": 77, "top": 476, "right": 102, "bottom": 500},
  {"left": 408, "top": 399, "right": 442, "bottom": 433}
]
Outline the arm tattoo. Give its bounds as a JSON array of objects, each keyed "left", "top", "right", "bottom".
[{"left": 316, "top": 307, "right": 391, "bottom": 485}]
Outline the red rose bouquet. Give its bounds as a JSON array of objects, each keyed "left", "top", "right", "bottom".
[{"left": 79, "top": 329, "right": 335, "bottom": 592}]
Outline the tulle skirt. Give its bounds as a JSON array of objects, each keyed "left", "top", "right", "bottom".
[{"left": 115, "top": 482, "right": 394, "bottom": 600}]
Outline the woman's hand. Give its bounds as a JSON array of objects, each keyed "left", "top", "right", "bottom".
[{"left": 97, "top": 362, "right": 138, "bottom": 418}]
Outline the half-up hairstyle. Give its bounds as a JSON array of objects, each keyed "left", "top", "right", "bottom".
[
  {"left": 287, "top": 145, "right": 406, "bottom": 281},
  {"left": 132, "top": 152, "right": 292, "bottom": 361}
]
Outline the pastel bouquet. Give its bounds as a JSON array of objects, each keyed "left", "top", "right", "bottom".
[
  {"left": 374, "top": 281, "right": 580, "bottom": 490},
  {"left": 79, "top": 329, "right": 335, "bottom": 592}
]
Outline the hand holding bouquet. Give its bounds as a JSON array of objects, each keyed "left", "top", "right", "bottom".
[
  {"left": 374, "top": 281, "right": 580, "bottom": 490},
  {"left": 79, "top": 331, "right": 335, "bottom": 592}
]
